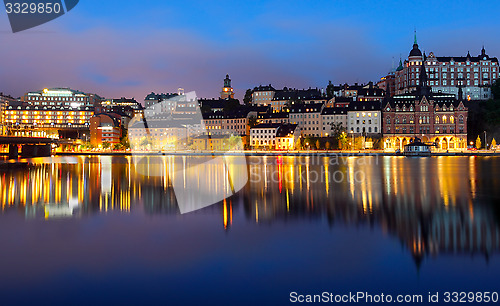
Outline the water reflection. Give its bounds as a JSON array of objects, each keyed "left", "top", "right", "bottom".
[{"left": 1, "top": 155, "right": 499, "bottom": 263}]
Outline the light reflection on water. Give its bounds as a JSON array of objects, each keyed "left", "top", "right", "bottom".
[
  {"left": 0, "top": 155, "right": 499, "bottom": 304},
  {"left": 1, "top": 155, "right": 499, "bottom": 257}
]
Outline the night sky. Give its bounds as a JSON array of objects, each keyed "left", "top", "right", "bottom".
[{"left": 0, "top": 0, "right": 499, "bottom": 101}]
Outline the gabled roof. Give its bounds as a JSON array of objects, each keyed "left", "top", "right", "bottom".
[
  {"left": 251, "top": 123, "right": 281, "bottom": 129},
  {"left": 288, "top": 102, "right": 324, "bottom": 113},
  {"left": 276, "top": 124, "right": 299, "bottom": 137},
  {"left": 272, "top": 88, "right": 323, "bottom": 101},
  {"left": 321, "top": 107, "right": 347, "bottom": 115},
  {"left": 253, "top": 85, "right": 275, "bottom": 92},
  {"left": 347, "top": 101, "right": 382, "bottom": 111}
]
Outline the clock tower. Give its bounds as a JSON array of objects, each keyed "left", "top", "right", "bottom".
[{"left": 220, "top": 74, "right": 234, "bottom": 99}]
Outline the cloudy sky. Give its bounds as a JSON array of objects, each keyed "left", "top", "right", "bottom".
[{"left": 1, "top": 0, "right": 499, "bottom": 101}]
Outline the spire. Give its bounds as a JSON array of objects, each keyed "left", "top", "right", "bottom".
[
  {"left": 416, "top": 60, "right": 431, "bottom": 97},
  {"left": 414, "top": 29, "right": 417, "bottom": 45},
  {"left": 467, "top": 51, "right": 471, "bottom": 58},
  {"left": 419, "top": 60, "right": 428, "bottom": 86}
]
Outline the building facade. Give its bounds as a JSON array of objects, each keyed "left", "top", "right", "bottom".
[
  {"left": 321, "top": 107, "right": 348, "bottom": 137},
  {"left": 288, "top": 103, "right": 324, "bottom": 137},
  {"left": 251, "top": 85, "right": 276, "bottom": 107},
  {"left": 4, "top": 104, "right": 93, "bottom": 137},
  {"left": 384, "top": 61, "right": 468, "bottom": 151},
  {"left": 90, "top": 113, "right": 122, "bottom": 147},
  {"left": 394, "top": 34, "right": 498, "bottom": 100},
  {"left": 347, "top": 101, "right": 382, "bottom": 135}
]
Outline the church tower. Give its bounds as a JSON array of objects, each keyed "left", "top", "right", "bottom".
[{"left": 221, "top": 74, "right": 234, "bottom": 99}]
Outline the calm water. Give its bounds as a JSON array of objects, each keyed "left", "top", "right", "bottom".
[{"left": 1, "top": 155, "right": 500, "bottom": 305}]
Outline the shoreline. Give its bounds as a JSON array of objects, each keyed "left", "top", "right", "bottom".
[
  {"left": 1, "top": 151, "right": 499, "bottom": 157},
  {"left": 45, "top": 150, "right": 500, "bottom": 157}
]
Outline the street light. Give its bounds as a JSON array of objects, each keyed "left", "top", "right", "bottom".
[
  {"left": 484, "top": 131, "right": 487, "bottom": 150},
  {"left": 350, "top": 130, "right": 354, "bottom": 151}
]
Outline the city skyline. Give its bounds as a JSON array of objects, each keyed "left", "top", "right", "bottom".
[{"left": 1, "top": 0, "right": 500, "bottom": 101}]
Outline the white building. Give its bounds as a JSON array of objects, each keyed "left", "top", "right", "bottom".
[
  {"left": 321, "top": 107, "right": 348, "bottom": 137},
  {"left": 347, "top": 101, "right": 382, "bottom": 135},
  {"left": 250, "top": 123, "right": 280, "bottom": 148}
]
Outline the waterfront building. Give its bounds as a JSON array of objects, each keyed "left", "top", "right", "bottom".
[
  {"left": 394, "top": 33, "right": 499, "bottom": 100},
  {"left": 192, "top": 135, "right": 228, "bottom": 151},
  {"left": 275, "top": 124, "right": 300, "bottom": 150},
  {"left": 347, "top": 101, "right": 382, "bottom": 135},
  {"left": 0, "top": 93, "right": 17, "bottom": 135},
  {"left": 320, "top": 107, "right": 348, "bottom": 137},
  {"left": 288, "top": 103, "right": 325, "bottom": 137},
  {"left": 221, "top": 74, "right": 235, "bottom": 99},
  {"left": 250, "top": 123, "right": 281, "bottom": 148},
  {"left": 4, "top": 104, "right": 93, "bottom": 138},
  {"left": 203, "top": 109, "right": 257, "bottom": 136},
  {"left": 383, "top": 60, "right": 468, "bottom": 151},
  {"left": 90, "top": 113, "right": 122, "bottom": 147}
]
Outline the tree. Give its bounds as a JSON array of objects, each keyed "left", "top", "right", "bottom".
[
  {"left": 113, "top": 143, "right": 123, "bottom": 151},
  {"left": 325, "top": 141, "right": 330, "bottom": 150},
  {"left": 223, "top": 98, "right": 241, "bottom": 112},
  {"left": 476, "top": 135, "right": 482, "bottom": 149},
  {"left": 326, "top": 80, "right": 334, "bottom": 99},
  {"left": 492, "top": 78, "right": 500, "bottom": 100},
  {"left": 243, "top": 89, "right": 253, "bottom": 105},
  {"left": 295, "top": 138, "right": 302, "bottom": 150},
  {"left": 330, "top": 122, "right": 346, "bottom": 139},
  {"left": 102, "top": 141, "right": 111, "bottom": 150},
  {"left": 248, "top": 116, "right": 258, "bottom": 128},
  {"left": 315, "top": 139, "right": 320, "bottom": 150},
  {"left": 491, "top": 138, "right": 497, "bottom": 150},
  {"left": 338, "top": 132, "right": 348, "bottom": 150}
]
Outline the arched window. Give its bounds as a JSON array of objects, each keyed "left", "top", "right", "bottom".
[
  {"left": 459, "top": 115, "right": 464, "bottom": 124},
  {"left": 450, "top": 116, "right": 455, "bottom": 124},
  {"left": 403, "top": 117, "right": 407, "bottom": 124},
  {"left": 442, "top": 115, "right": 447, "bottom": 123},
  {"left": 386, "top": 117, "right": 391, "bottom": 124},
  {"left": 435, "top": 116, "right": 440, "bottom": 124},
  {"left": 419, "top": 116, "right": 422, "bottom": 124}
]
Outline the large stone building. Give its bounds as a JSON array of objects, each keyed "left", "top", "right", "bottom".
[
  {"left": 4, "top": 104, "right": 93, "bottom": 138},
  {"left": 394, "top": 34, "right": 498, "bottom": 100},
  {"left": 383, "top": 60, "right": 468, "bottom": 151}
]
